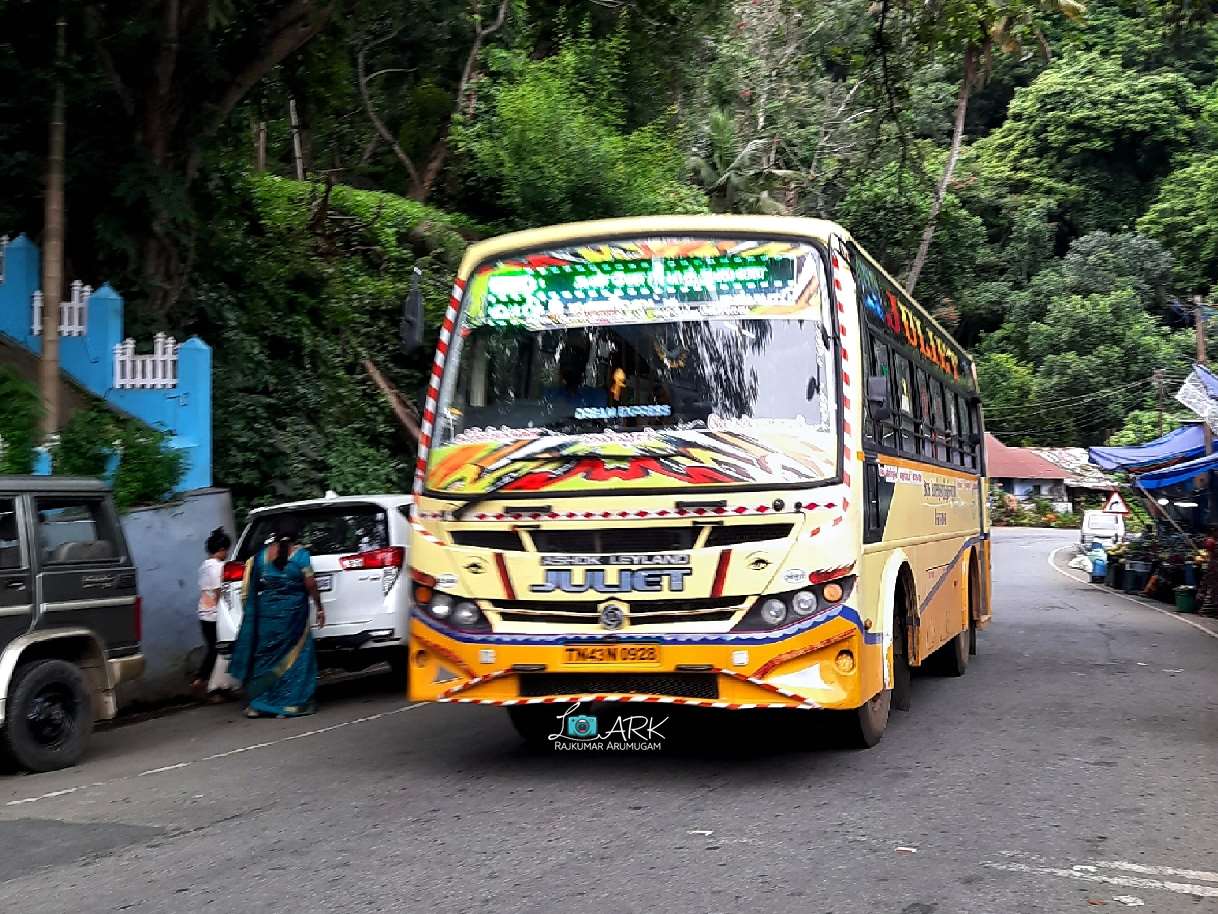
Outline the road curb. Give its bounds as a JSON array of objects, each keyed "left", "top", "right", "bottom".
[{"left": 1047, "top": 544, "right": 1218, "bottom": 642}]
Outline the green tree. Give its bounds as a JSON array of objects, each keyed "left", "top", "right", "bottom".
[
  {"left": 900, "top": 0, "right": 1085, "bottom": 293},
  {"left": 1139, "top": 154, "right": 1218, "bottom": 293},
  {"left": 969, "top": 54, "right": 1198, "bottom": 236},
  {"left": 1106, "top": 408, "right": 1192, "bottom": 445},
  {"left": 452, "top": 42, "right": 706, "bottom": 226}
]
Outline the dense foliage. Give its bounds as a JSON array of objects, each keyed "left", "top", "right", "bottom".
[
  {"left": 2, "top": 0, "right": 1217, "bottom": 506},
  {"left": 0, "top": 367, "right": 39, "bottom": 473},
  {"left": 52, "top": 407, "right": 184, "bottom": 511}
]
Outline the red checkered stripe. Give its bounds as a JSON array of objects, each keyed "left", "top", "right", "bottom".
[
  {"left": 434, "top": 666, "right": 820, "bottom": 709},
  {"left": 831, "top": 243, "right": 859, "bottom": 496},
  {"left": 411, "top": 521, "right": 442, "bottom": 545},
  {"left": 413, "top": 279, "right": 465, "bottom": 495}
]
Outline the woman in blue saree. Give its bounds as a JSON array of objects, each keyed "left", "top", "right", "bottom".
[{"left": 229, "top": 523, "right": 325, "bottom": 718}]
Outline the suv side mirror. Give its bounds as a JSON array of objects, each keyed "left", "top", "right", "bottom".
[
  {"left": 867, "top": 375, "right": 893, "bottom": 422},
  {"left": 400, "top": 266, "right": 425, "bottom": 354}
]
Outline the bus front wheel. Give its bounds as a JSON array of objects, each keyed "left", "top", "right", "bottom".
[
  {"left": 838, "top": 687, "right": 891, "bottom": 749},
  {"left": 507, "top": 706, "right": 556, "bottom": 746}
]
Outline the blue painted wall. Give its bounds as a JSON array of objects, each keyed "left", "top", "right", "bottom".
[{"left": 0, "top": 234, "right": 212, "bottom": 491}]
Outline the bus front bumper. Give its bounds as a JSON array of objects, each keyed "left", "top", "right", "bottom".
[{"left": 407, "top": 611, "right": 885, "bottom": 710}]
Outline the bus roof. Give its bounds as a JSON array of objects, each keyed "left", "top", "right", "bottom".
[{"left": 457, "top": 215, "right": 850, "bottom": 276}]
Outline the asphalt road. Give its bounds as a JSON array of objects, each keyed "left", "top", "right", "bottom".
[{"left": 1, "top": 528, "right": 1216, "bottom": 914}]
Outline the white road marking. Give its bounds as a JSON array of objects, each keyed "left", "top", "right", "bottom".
[
  {"left": 1092, "top": 861, "right": 1218, "bottom": 883},
  {"left": 983, "top": 861, "right": 1218, "bottom": 898},
  {"left": 5, "top": 703, "right": 425, "bottom": 808},
  {"left": 1047, "top": 545, "right": 1218, "bottom": 641},
  {"left": 1112, "top": 895, "right": 1145, "bottom": 906},
  {"left": 4, "top": 782, "right": 107, "bottom": 807}
]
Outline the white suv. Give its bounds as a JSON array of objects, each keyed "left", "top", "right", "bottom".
[{"left": 216, "top": 493, "right": 413, "bottom": 686}]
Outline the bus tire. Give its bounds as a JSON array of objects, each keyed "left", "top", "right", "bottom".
[
  {"left": 931, "top": 629, "right": 969, "bottom": 677},
  {"left": 2, "top": 659, "right": 94, "bottom": 772},
  {"left": 507, "top": 706, "right": 556, "bottom": 746},
  {"left": 838, "top": 687, "right": 890, "bottom": 749},
  {"left": 892, "top": 583, "right": 913, "bottom": 712},
  {"left": 967, "top": 559, "right": 981, "bottom": 656}
]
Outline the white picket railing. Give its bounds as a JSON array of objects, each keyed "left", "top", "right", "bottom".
[
  {"left": 31, "top": 280, "right": 91, "bottom": 336},
  {"left": 114, "top": 333, "right": 179, "bottom": 389}
]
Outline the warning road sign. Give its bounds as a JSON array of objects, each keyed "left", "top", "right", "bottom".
[{"left": 1102, "top": 491, "right": 1130, "bottom": 515}]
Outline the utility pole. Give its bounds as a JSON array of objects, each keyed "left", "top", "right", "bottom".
[
  {"left": 1153, "top": 367, "right": 1166, "bottom": 438},
  {"left": 1196, "top": 296, "right": 1217, "bottom": 523},
  {"left": 39, "top": 14, "right": 67, "bottom": 439},
  {"left": 289, "top": 98, "right": 305, "bottom": 180}
]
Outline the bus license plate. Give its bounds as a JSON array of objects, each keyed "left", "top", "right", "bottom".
[
  {"left": 564, "top": 644, "right": 659, "bottom": 666},
  {"left": 315, "top": 574, "right": 333, "bottom": 592}
]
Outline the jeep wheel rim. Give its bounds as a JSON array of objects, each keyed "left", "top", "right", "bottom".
[{"left": 26, "top": 683, "right": 77, "bottom": 748}]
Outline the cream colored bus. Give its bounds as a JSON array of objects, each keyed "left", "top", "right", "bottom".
[{"left": 404, "top": 215, "right": 990, "bottom": 747}]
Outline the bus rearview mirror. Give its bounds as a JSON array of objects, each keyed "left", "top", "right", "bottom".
[
  {"left": 867, "top": 375, "right": 892, "bottom": 422},
  {"left": 400, "top": 266, "right": 425, "bottom": 354}
]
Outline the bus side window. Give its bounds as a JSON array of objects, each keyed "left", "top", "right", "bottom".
[
  {"left": 967, "top": 398, "right": 982, "bottom": 469},
  {"left": 893, "top": 355, "right": 916, "bottom": 455},
  {"left": 914, "top": 368, "right": 932, "bottom": 457},
  {"left": 945, "top": 387, "right": 960, "bottom": 465},
  {"left": 955, "top": 393, "right": 973, "bottom": 469},
  {"left": 929, "top": 378, "right": 947, "bottom": 463}
]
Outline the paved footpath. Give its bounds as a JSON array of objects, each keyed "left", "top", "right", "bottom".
[{"left": 0, "top": 527, "right": 1215, "bottom": 913}]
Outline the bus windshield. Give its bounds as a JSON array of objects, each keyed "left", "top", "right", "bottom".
[
  {"left": 442, "top": 317, "right": 834, "bottom": 436},
  {"left": 427, "top": 237, "right": 840, "bottom": 494}
]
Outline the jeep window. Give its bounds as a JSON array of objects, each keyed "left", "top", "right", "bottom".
[
  {"left": 0, "top": 498, "right": 22, "bottom": 568},
  {"left": 36, "top": 497, "right": 118, "bottom": 564}
]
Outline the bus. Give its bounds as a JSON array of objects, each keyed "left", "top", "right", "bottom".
[{"left": 405, "top": 215, "right": 990, "bottom": 747}]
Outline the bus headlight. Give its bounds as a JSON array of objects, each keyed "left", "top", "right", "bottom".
[
  {"left": 453, "top": 602, "right": 481, "bottom": 627},
  {"left": 428, "top": 596, "right": 453, "bottom": 620},
  {"left": 760, "top": 599, "right": 787, "bottom": 626},
  {"left": 791, "top": 590, "right": 818, "bottom": 616}
]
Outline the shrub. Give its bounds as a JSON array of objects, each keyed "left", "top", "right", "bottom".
[
  {"left": 52, "top": 407, "right": 116, "bottom": 476},
  {"left": 0, "top": 366, "right": 40, "bottom": 473},
  {"left": 112, "top": 423, "right": 184, "bottom": 512},
  {"left": 52, "top": 407, "right": 183, "bottom": 511}
]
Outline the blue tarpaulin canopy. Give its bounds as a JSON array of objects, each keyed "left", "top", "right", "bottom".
[
  {"left": 1195, "top": 363, "right": 1218, "bottom": 397},
  {"left": 1088, "top": 424, "right": 1208, "bottom": 472},
  {"left": 1135, "top": 450, "right": 1218, "bottom": 490}
]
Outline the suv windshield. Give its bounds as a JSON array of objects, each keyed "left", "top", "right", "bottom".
[
  {"left": 238, "top": 506, "right": 388, "bottom": 560},
  {"left": 428, "top": 237, "right": 837, "bottom": 494}
]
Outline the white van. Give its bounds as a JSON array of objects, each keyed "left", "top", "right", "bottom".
[
  {"left": 1080, "top": 509, "right": 1124, "bottom": 550},
  {"left": 216, "top": 493, "right": 413, "bottom": 686}
]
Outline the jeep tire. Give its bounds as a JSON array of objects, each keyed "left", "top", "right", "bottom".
[{"left": 2, "top": 659, "right": 94, "bottom": 772}]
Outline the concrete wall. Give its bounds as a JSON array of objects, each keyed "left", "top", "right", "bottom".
[{"left": 117, "top": 488, "right": 236, "bottom": 706}]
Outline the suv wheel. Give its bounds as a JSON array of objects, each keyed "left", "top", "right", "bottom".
[{"left": 2, "top": 660, "right": 94, "bottom": 772}]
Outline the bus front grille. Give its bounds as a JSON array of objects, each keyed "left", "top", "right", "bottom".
[
  {"left": 492, "top": 595, "right": 745, "bottom": 626},
  {"left": 518, "top": 673, "right": 719, "bottom": 700}
]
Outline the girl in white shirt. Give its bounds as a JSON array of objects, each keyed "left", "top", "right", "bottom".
[{"left": 195, "top": 527, "right": 232, "bottom": 697}]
